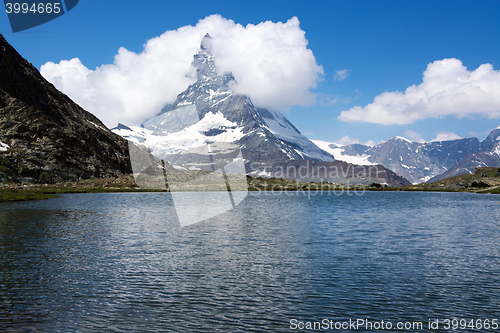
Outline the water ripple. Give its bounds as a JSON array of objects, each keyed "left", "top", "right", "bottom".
[{"left": 0, "top": 192, "right": 499, "bottom": 332}]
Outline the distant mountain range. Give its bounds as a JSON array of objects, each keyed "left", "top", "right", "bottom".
[
  {"left": 428, "top": 128, "right": 500, "bottom": 182},
  {"left": 113, "top": 34, "right": 409, "bottom": 187},
  {"left": 0, "top": 34, "right": 132, "bottom": 183},
  {"left": 313, "top": 127, "right": 500, "bottom": 184}
]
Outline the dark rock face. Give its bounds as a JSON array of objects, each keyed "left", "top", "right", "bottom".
[
  {"left": 341, "top": 143, "right": 372, "bottom": 156},
  {"left": 0, "top": 34, "right": 132, "bottom": 183}
]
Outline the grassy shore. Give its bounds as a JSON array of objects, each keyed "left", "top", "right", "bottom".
[
  {"left": 1, "top": 167, "right": 499, "bottom": 203},
  {"left": 0, "top": 188, "right": 59, "bottom": 202},
  {"left": 399, "top": 167, "right": 500, "bottom": 194},
  {"left": 0, "top": 175, "right": 164, "bottom": 202},
  {"left": 0, "top": 187, "right": 170, "bottom": 202}
]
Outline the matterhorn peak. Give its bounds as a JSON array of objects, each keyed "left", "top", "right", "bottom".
[
  {"left": 200, "top": 33, "right": 212, "bottom": 52},
  {"left": 193, "top": 34, "right": 219, "bottom": 80}
]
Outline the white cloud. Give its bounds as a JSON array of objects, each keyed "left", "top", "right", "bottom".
[
  {"left": 41, "top": 15, "right": 323, "bottom": 127},
  {"left": 319, "top": 89, "right": 360, "bottom": 106},
  {"left": 318, "top": 94, "right": 340, "bottom": 105},
  {"left": 322, "top": 96, "right": 339, "bottom": 105},
  {"left": 338, "top": 58, "right": 500, "bottom": 125},
  {"left": 335, "top": 135, "right": 376, "bottom": 147},
  {"left": 365, "top": 140, "right": 377, "bottom": 147},
  {"left": 432, "top": 131, "right": 462, "bottom": 142},
  {"left": 404, "top": 129, "right": 425, "bottom": 142},
  {"left": 333, "top": 69, "right": 350, "bottom": 81}
]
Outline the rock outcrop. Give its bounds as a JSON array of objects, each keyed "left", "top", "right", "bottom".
[{"left": 0, "top": 34, "right": 132, "bottom": 184}]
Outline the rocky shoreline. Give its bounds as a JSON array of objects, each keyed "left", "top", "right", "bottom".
[{"left": 1, "top": 167, "right": 498, "bottom": 202}]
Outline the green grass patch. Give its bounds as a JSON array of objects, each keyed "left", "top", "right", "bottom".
[
  {"left": 0, "top": 187, "right": 169, "bottom": 202},
  {"left": 0, "top": 188, "right": 58, "bottom": 202}
]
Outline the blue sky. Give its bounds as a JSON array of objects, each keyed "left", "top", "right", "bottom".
[{"left": 1, "top": 0, "right": 499, "bottom": 145}]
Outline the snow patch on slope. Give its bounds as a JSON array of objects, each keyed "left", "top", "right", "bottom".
[
  {"left": 312, "top": 140, "right": 375, "bottom": 165},
  {"left": 392, "top": 136, "right": 412, "bottom": 143},
  {"left": 419, "top": 176, "right": 432, "bottom": 183},
  {"left": 113, "top": 112, "right": 246, "bottom": 157},
  {"left": 493, "top": 144, "right": 500, "bottom": 155},
  {"left": 0, "top": 141, "right": 9, "bottom": 152},
  {"left": 87, "top": 120, "right": 107, "bottom": 132}
]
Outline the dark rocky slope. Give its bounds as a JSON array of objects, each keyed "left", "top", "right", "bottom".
[{"left": 0, "top": 34, "right": 131, "bottom": 183}]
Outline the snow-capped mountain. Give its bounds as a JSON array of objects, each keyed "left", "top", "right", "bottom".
[
  {"left": 113, "top": 34, "right": 334, "bottom": 173},
  {"left": 428, "top": 127, "right": 500, "bottom": 182},
  {"left": 112, "top": 34, "right": 411, "bottom": 186},
  {"left": 313, "top": 136, "right": 480, "bottom": 184}
]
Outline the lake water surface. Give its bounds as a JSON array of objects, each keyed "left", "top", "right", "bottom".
[{"left": 0, "top": 191, "right": 499, "bottom": 332}]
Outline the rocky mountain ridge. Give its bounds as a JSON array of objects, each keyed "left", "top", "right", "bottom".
[
  {"left": 314, "top": 127, "right": 500, "bottom": 184},
  {"left": 428, "top": 127, "right": 500, "bottom": 182},
  {"left": 0, "top": 33, "right": 132, "bottom": 184}
]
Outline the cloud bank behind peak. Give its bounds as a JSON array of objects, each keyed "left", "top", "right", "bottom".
[{"left": 41, "top": 15, "right": 323, "bottom": 127}]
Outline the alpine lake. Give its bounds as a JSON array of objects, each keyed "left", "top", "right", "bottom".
[{"left": 0, "top": 190, "right": 499, "bottom": 332}]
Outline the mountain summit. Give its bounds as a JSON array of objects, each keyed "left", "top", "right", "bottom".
[
  {"left": 113, "top": 36, "right": 409, "bottom": 186},
  {"left": 195, "top": 33, "right": 218, "bottom": 79},
  {"left": 115, "top": 34, "right": 335, "bottom": 167}
]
